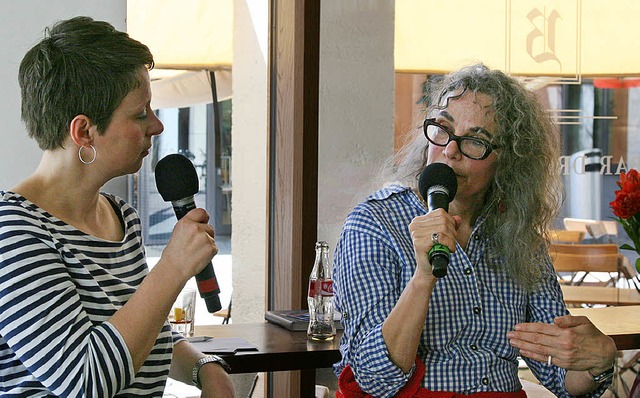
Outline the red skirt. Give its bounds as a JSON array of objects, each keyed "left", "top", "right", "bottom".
[{"left": 336, "top": 358, "right": 527, "bottom": 398}]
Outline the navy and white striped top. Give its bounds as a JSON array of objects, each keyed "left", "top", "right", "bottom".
[
  {"left": 0, "top": 191, "right": 181, "bottom": 397},
  {"left": 332, "top": 185, "right": 610, "bottom": 398}
]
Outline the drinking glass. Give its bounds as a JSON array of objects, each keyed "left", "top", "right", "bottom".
[{"left": 169, "top": 288, "right": 196, "bottom": 337}]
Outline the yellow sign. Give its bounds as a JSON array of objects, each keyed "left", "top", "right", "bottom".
[{"left": 395, "top": 0, "right": 640, "bottom": 77}]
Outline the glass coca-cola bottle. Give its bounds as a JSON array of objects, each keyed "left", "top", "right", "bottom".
[{"left": 307, "top": 241, "right": 336, "bottom": 341}]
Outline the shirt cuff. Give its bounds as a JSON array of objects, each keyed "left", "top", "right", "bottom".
[
  {"left": 102, "top": 322, "right": 135, "bottom": 391},
  {"left": 353, "top": 324, "right": 415, "bottom": 394}
]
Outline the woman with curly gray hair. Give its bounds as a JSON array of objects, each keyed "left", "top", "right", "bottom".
[{"left": 333, "top": 64, "right": 616, "bottom": 397}]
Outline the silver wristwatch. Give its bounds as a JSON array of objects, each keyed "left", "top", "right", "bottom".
[
  {"left": 192, "top": 355, "right": 231, "bottom": 389},
  {"left": 589, "top": 365, "right": 614, "bottom": 384}
]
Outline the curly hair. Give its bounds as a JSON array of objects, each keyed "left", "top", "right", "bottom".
[
  {"left": 384, "top": 64, "right": 563, "bottom": 289},
  {"left": 19, "top": 16, "right": 154, "bottom": 150}
]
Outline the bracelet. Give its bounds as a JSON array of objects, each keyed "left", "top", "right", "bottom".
[{"left": 192, "top": 355, "right": 231, "bottom": 389}]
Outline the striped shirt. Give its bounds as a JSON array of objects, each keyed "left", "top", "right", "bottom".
[
  {"left": 0, "top": 191, "right": 182, "bottom": 397},
  {"left": 332, "top": 185, "right": 610, "bottom": 398}
]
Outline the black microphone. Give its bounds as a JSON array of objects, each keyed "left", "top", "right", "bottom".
[
  {"left": 418, "top": 163, "right": 458, "bottom": 278},
  {"left": 154, "top": 153, "right": 222, "bottom": 313}
]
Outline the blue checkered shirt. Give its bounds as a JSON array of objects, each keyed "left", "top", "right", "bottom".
[{"left": 332, "top": 185, "right": 610, "bottom": 398}]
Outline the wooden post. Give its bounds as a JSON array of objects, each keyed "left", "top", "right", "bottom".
[{"left": 268, "top": 0, "right": 321, "bottom": 396}]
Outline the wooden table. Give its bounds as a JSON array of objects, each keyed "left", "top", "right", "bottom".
[
  {"left": 561, "top": 285, "right": 640, "bottom": 306},
  {"left": 195, "top": 322, "right": 342, "bottom": 396},
  {"left": 195, "top": 308, "right": 640, "bottom": 395},
  {"left": 568, "top": 305, "right": 640, "bottom": 350}
]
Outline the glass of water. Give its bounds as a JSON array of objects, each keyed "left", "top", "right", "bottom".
[{"left": 168, "top": 288, "right": 196, "bottom": 337}]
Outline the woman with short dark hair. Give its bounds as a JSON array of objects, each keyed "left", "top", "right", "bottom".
[{"left": 0, "top": 17, "right": 234, "bottom": 397}]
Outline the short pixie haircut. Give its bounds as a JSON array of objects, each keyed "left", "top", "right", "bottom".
[{"left": 19, "top": 16, "right": 154, "bottom": 150}]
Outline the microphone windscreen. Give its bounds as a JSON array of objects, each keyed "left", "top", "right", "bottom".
[
  {"left": 155, "top": 154, "right": 199, "bottom": 202},
  {"left": 418, "top": 162, "right": 458, "bottom": 202}
]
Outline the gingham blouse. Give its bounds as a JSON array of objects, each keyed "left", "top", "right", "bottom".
[{"left": 332, "top": 184, "right": 610, "bottom": 398}]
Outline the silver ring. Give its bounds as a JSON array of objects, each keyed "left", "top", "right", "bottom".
[
  {"left": 431, "top": 232, "right": 440, "bottom": 245},
  {"left": 547, "top": 355, "right": 552, "bottom": 366}
]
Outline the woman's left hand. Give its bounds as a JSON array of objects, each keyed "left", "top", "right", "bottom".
[{"left": 507, "top": 315, "right": 617, "bottom": 373}]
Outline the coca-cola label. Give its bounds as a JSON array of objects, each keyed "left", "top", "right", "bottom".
[{"left": 308, "top": 279, "right": 333, "bottom": 297}]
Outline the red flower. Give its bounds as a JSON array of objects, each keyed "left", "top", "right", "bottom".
[
  {"left": 610, "top": 169, "right": 640, "bottom": 220},
  {"left": 616, "top": 168, "right": 640, "bottom": 193},
  {"left": 610, "top": 169, "right": 640, "bottom": 273}
]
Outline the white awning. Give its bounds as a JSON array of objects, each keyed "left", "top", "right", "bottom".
[{"left": 149, "top": 69, "right": 232, "bottom": 110}]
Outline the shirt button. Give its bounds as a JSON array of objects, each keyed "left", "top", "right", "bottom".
[
  {"left": 470, "top": 344, "right": 478, "bottom": 350},
  {"left": 464, "top": 268, "right": 472, "bottom": 275},
  {"left": 474, "top": 234, "right": 481, "bottom": 241},
  {"left": 473, "top": 307, "right": 481, "bottom": 314},
  {"left": 482, "top": 377, "right": 489, "bottom": 385}
]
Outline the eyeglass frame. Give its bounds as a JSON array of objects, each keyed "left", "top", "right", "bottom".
[{"left": 422, "top": 118, "right": 498, "bottom": 160}]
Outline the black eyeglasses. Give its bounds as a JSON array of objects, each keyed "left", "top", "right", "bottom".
[{"left": 422, "top": 118, "right": 497, "bottom": 160}]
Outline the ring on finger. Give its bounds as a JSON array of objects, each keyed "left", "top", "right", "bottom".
[{"left": 431, "top": 232, "right": 440, "bottom": 245}]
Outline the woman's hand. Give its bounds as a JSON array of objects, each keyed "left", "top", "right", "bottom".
[
  {"left": 161, "top": 208, "right": 218, "bottom": 281},
  {"left": 508, "top": 315, "right": 616, "bottom": 371},
  {"left": 507, "top": 315, "right": 617, "bottom": 395},
  {"left": 408, "top": 208, "right": 460, "bottom": 279}
]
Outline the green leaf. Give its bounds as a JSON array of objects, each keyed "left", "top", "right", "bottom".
[
  {"left": 620, "top": 243, "right": 636, "bottom": 251},
  {"left": 636, "top": 257, "right": 640, "bottom": 273}
]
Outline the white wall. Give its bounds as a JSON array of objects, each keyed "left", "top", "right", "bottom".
[
  {"left": 0, "top": 0, "right": 126, "bottom": 193},
  {"left": 318, "top": 1, "right": 395, "bottom": 254},
  {"left": 230, "top": 0, "right": 269, "bottom": 323}
]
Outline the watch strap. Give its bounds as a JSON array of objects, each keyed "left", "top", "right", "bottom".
[
  {"left": 192, "top": 355, "right": 231, "bottom": 389},
  {"left": 588, "top": 365, "right": 614, "bottom": 383}
]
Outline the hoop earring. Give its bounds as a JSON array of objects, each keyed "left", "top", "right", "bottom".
[{"left": 78, "top": 145, "right": 97, "bottom": 164}]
